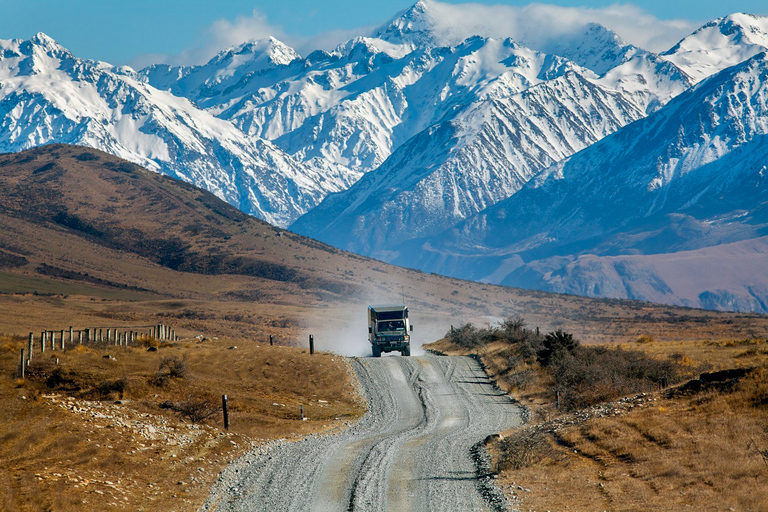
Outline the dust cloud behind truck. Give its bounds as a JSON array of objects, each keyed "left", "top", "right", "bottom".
[{"left": 368, "top": 304, "right": 412, "bottom": 357}]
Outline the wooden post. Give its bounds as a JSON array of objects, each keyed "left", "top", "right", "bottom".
[
  {"left": 107, "top": 329, "right": 111, "bottom": 344},
  {"left": 78, "top": 330, "right": 83, "bottom": 344},
  {"left": 69, "top": 326, "right": 73, "bottom": 344},
  {"left": 536, "top": 327, "right": 540, "bottom": 336},
  {"left": 309, "top": 334, "right": 314, "bottom": 355},
  {"left": 157, "top": 324, "right": 163, "bottom": 341},
  {"left": 41, "top": 332, "right": 46, "bottom": 353},
  {"left": 556, "top": 390, "right": 560, "bottom": 410},
  {"left": 270, "top": 335, "right": 273, "bottom": 346},
  {"left": 19, "top": 349, "right": 25, "bottom": 379},
  {"left": 222, "top": 395, "right": 229, "bottom": 430},
  {"left": 27, "top": 333, "right": 33, "bottom": 361},
  {"left": 50, "top": 331, "right": 55, "bottom": 351},
  {"left": 60, "top": 329, "right": 65, "bottom": 351},
  {"left": 300, "top": 404, "right": 304, "bottom": 421}
]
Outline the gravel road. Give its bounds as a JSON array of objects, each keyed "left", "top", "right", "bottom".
[{"left": 202, "top": 355, "right": 524, "bottom": 511}]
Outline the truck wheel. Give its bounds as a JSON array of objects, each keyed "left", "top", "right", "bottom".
[
  {"left": 372, "top": 345, "right": 381, "bottom": 358},
  {"left": 402, "top": 345, "right": 410, "bottom": 356}
]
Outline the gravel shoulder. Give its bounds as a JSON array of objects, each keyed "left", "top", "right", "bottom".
[{"left": 202, "top": 355, "right": 524, "bottom": 511}]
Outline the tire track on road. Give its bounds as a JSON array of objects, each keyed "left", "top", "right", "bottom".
[{"left": 202, "top": 355, "right": 523, "bottom": 512}]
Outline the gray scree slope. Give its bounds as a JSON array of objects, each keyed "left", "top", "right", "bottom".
[{"left": 202, "top": 355, "right": 524, "bottom": 511}]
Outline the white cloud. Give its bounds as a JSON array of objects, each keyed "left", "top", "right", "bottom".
[
  {"left": 411, "top": 1, "right": 698, "bottom": 53},
  {"left": 132, "top": 9, "right": 292, "bottom": 68},
  {"left": 131, "top": 2, "right": 701, "bottom": 69}
]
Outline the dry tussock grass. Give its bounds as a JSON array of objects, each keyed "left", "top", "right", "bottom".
[
  {"left": 495, "top": 340, "right": 768, "bottom": 512},
  {"left": 0, "top": 333, "right": 364, "bottom": 511},
  {"left": 429, "top": 333, "right": 768, "bottom": 510}
]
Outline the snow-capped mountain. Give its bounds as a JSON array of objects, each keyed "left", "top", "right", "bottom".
[
  {"left": 662, "top": 13, "right": 768, "bottom": 83},
  {"left": 3, "top": 2, "right": 768, "bottom": 313},
  {"left": 399, "top": 52, "right": 768, "bottom": 312},
  {"left": 0, "top": 33, "right": 343, "bottom": 226},
  {"left": 291, "top": 69, "right": 647, "bottom": 257}
]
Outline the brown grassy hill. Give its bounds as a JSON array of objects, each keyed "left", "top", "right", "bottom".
[{"left": 1, "top": 144, "right": 767, "bottom": 348}]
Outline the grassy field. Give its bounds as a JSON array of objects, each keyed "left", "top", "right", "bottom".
[
  {"left": 0, "top": 333, "right": 364, "bottom": 511},
  {"left": 427, "top": 330, "right": 768, "bottom": 511}
]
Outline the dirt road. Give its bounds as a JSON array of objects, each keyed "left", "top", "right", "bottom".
[{"left": 203, "top": 355, "right": 524, "bottom": 511}]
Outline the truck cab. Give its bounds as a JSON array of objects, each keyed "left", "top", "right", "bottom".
[{"left": 368, "top": 304, "right": 412, "bottom": 357}]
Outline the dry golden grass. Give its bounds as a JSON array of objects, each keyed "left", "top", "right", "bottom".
[
  {"left": 0, "top": 333, "right": 364, "bottom": 511},
  {"left": 428, "top": 334, "right": 768, "bottom": 511},
  {"left": 507, "top": 369, "right": 768, "bottom": 511}
]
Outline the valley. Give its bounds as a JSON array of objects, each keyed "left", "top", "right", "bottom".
[{"left": 1, "top": 144, "right": 767, "bottom": 510}]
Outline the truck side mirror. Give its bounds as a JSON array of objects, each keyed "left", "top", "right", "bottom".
[
  {"left": 410, "top": 325, "right": 414, "bottom": 332},
  {"left": 368, "top": 327, "right": 372, "bottom": 333}
]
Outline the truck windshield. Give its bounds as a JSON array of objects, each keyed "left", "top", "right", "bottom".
[{"left": 379, "top": 320, "right": 405, "bottom": 332}]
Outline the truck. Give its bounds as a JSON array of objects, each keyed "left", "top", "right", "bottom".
[{"left": 368, "top": 304, "right": 412, "bottom": 357}]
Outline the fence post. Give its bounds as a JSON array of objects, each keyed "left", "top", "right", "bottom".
[
  {"left": 19, "top": 349, "right": 25, "bottom": 379},
  {"left": 270, "top": 335, "right": 273, "bottom": 346},
  {"left": 300, "top": 404, "right": 304, "bottom": 421},
  {"left": 309, "top": 334, "right": 314, "bottom": 355},
  {"left": 78, "top": 330, "right": 83, "bottom": 344},
  {"left": 69, "top": 326, "right": 73, "bottom": 344},
  {"left": 60, "top": 330, "right": 65, "bottom": 351},
  {"left": 222, "top": 395, "right": 229, "bottom": 430},
  {"left": 50, "top": 331, "right": 55, "bottom": 351},
  {"left": 41, "top": 332, "right": 46, "bottom": 353},
  {"left": 27, "top": 333, "right": 33, "bottom": 362}
]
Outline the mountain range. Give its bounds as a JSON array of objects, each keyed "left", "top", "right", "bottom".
[{"left": 1, "top": 1, "right": 767, "bottom": 312}]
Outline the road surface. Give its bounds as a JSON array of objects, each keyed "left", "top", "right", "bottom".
[{"left": 203, "top": 355, "right": 524, "bottom": 511}]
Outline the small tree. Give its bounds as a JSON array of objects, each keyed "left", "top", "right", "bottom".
[{"left": 538, "top": 330, "right": 579, "bottom": 366}]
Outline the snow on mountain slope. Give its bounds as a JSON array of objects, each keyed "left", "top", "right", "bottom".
[
  {"left": 662, "top": 13, "right": 768, "bottom": 83},
  {"left": 141, "top": 37, "right": 302, "bottom": 109},
  {"left": 290, "top": 69, "right": 645, "bottom": 257},
  {"left": 275, "top": 37, "right": 584, "bottom": 174},
  {"left": 0, "top": 33, "right": 337, "bottom": 226},
  {"left": 402, "top": 52, "right": 768, "bottom": 312},
  {"left": 598, "top": 52, "right": 691, "bottom": 113}
]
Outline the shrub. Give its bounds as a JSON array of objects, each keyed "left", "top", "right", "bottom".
[
  {"left": 548, "top": 345, "right": 679, "bottom": 411},
  {"left": 496, "top": 428, "right": 556, "bottom": 471},
  {"left": 538, "top": 330, "right": 579, "bottom": 366},
  {"left": 165, "top": 395, "right": 220, "bottom": 423},
  {"left": 447, "top": 323, "right": 484, "bottom": 348},
  {"left": 94, "top": 376, "right": 130, "bottom": 400},
  {"left": 159, "top": 355, "right": 188, "bottom": 379},
  {"left": 446, "top": 317, "right": 544, "bottom": 354}
]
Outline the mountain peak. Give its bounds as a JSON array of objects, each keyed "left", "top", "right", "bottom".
[
  {"left": 30, "top": 32, "right": 60, "bottom": 49},
  {"left": 374, "top": 0, "right": 444, "bottom": 48},
  {"left": 211, "top": 36, "right": 300, "bottom": 68},
  {"left": 24, "top": 32, "right": 72, "bottom": 58},
  {"left": 662, "top": 13, "right": 768, "bottom": 82}
]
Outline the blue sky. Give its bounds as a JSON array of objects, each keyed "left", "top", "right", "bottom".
[{"left": 1, "top": 0, "right": 767, "bottom": 68}]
